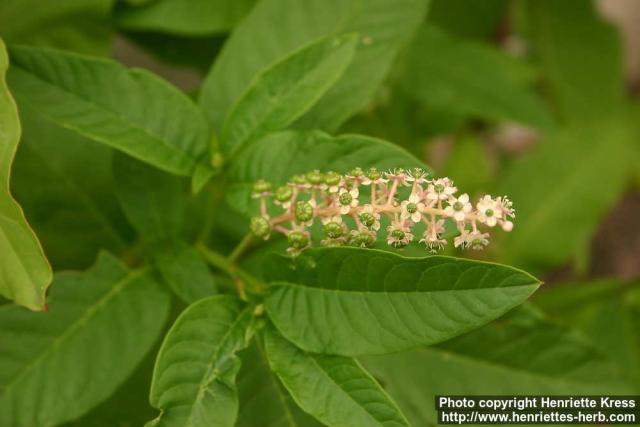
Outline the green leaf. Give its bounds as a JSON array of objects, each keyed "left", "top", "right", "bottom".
[
  {"left": 11, "top": 104, "right": 131, "bottom": 270},
  {"left": 147, "top": 295, "right": 254, "bottom": 427},
  {"left": 535, "top": 280, "right": 640, "bottom": 390},
  {"left": 264, "top": 247, "right": 541, "bottom": 356},
  {"left": 221, "top": 34, "right": 358, "bottom": 157},
  {"left": 401, "top": 26, "right": 552, "bottom": 128},
  {"left": 0, "top": 39, "right": 52, "bottom": 310},
  {"left": 199, "top": 0, "right": 429, "bottom": 133},
  {"left": 264, "top": 326, "right": 411, "bottom": 427},
  {"left": 226, "top": 129, "right": 427, "bottom": 216},
  {"left": 428, "top": 0, "right": 507, "bottom": 40},
  {"left": 7, "top": 46, "right": 210, "bottom": 176},
  {"left": 524, "top": 0, "right": 624, "bottom": 122},
  {"left": 0, "top": 0, "right": 113, "bottom": 56},
  {"left": 153, "top": 241, "right": 218, "bottom": 304},
  {"left": 441, "top": 135, "right": 493, "bottom": 197},
  {"left": 498, "top": 118, "right": 636, "bottom": 271},
  {"left": 364, "top": 305, "right": 631, "bottom": 426},
  {"left": 0, "top": 252, "right": 171, "bottom": 426},
  {"left": 116, "top": 0, "right": 256, "bottom": 35},
  {"left": 64, "top": 339, "right": 161, "bottom": 427},
  {"left": 236, "top": 341, "right": 323, "bottom": 427},
  {"left": 113, "top": 153, "right": 184, "bottom": 244}
]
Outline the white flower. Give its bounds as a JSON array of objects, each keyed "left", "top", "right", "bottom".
[
  {"left": 400, "top": 194, "right": 425, "bottom": 223},
  {"left": 405, "top": 168, "right": 429, "bottom": 184},
  {"left": 359, "top": 204, "right": 381, "bottom": 231},
  {"left": 321, "top": 215, "right": 343, "bottom": 225},
  {"left": 420, "top": 219, "right": 446, "bottom": 253},
  {"left": 476, "top": 195, "right": 502, "bottom": 227},
  {"left": 338, "top": 187, "right": 359, "bottom": 214},
  {"left": 454, "top": 229, "right": 471, "bottom": 248},
  {"left": 444, "top": 193, "right": 472, "bottom": 222},
  {"left": 384, "top": 168, "right": 408, "bottom": 185},
  {"left": 496, "top": 196, "right": 516, "bottom": 219},
  {"left": 426, "top": 178, "right": 457, "bottom": 201},
  {"left": 467, "top": 230, "right": 490, "bottom": 250},
  {"left": 362, "top": 176, "right": 388, "bottom": 185},
  {"left": 419, "top": 233, "right": 446, "bottom": 253},
  {"left": 386, "top": 221, "right": 413, "bottom": 248}
]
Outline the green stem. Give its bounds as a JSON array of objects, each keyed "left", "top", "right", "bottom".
[
  {"left": 229, "top": 233, "right": 253, "bottom": 263},
  {"left": 196, "top": 243, "right": 265, "bottom": 299}
]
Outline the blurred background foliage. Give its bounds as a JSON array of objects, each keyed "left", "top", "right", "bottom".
[{"left": 1, "top": 0, "right": 639, "bottom": 425}]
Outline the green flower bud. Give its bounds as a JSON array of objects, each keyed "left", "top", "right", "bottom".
[
  {"left": 349, "top": 167, "right": 364, "bottom": 177},
  {"left": 391, "top": 229, "right": 405, "bottom": 240},
  {"left": 366, "top": 167, "right": 381, "bottom": 181},
  {"left": 323, "top": 222, "right": 344, "bottom": 239},
  {"left": 252, "top": 179, "right": 272, "bottom": 194},
  {"left": 324, "top": 171, "right": 341, "bottom": 186},
  {"left": 294, "top": 201, "right": 314, "bottom": 222},
  {"left": 250, "top": 216, "right": 271, "bottom": 238},
  {"left": 338, "top": 191, "right": 353, "bottom": 206},
  {"left": 389, "top": 229, "right": 408, "bottom": 248},
  {"left": 306, "top": 170, "right": 323, "bottom": 185},
  {"left": 350, "top": 230, "right": 375, "bottom": 248},
  {"left": 359, "top": 212, "right": 375, "bottom": 228},
  {"left": 288, "top": 231, "right": 309, "bottom": 249},
  {"left": 410, "top": 168, "right": 426, "bottom": 179},
  {"left": 275, "top": 185, "right": 293, "bottom": 202},
  {"left": 291, "top": 175, "right": 307, "bottom": 185}
]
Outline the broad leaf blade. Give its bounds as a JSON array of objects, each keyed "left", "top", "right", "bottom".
[
  {"left": 265, "top": 247, "right": 541, "bottom": 356},
  {"left": 221, "top": 34, "right": 357, "bottom": 157},
  {"left": 264, "top": 327, "right": 410, "bottom": 427},
  {"left": 116, "top": 0, "right": 256, "bottom": 35},
  {"left": 7, "top": 46, "right": 210, "bottom": 176},
  {"left": 0, "top": 252, "right": 171, "bottom": 426},
  {"left": 498, "top": 119, "right": 635, "bottom": 271},
  {"left": 113, "top": 153, "right": 184, "bottom": 245},
  {"left": 153, "top": 241, "right": 218, "bottom": 304},
  {"left": 148, "top": 295, "right": 254, "bottom": 427},
  {"left": 401, "top": 26, "right": 552, "bottom": 128},
  {"left": 226, "top": 130, "right": 427, "bottom": 216},
  {"left": 524, "top": 0, "right": 624, "bottom": 122},
  {"left": 364, "top": 305, "right": 631, "bottom": 426},
  {"left": 0, "top": 38, "right": 52, "bottom": 310},
  {"left": 535, "top": 280, "right": 640, "bottom": 390},
  {"left": 200, "top": 0, "right": 429, "bottom": 133},
  {"left": 0, "top": 0, "right": 112, "bottom": 56},
  {"left": 11, "top": 104, "right": 131, "bottom": 270},
  {"left": 236, "top": 341, "right": 323, "bottom": 427}
]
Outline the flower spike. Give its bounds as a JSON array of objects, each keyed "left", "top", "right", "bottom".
[{"left": 248, "top": 168, "right": 515, "bottom": 255}]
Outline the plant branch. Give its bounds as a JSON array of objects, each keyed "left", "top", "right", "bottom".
[
  {"left": 229, "top": 233, "right": 253, "bottom": 263},
  {"left": 196, "top": 243, "right": 265, "bottom": 300}
]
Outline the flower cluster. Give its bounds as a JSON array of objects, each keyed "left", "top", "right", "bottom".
[{"left": 249, "top": 168, "right": 515, "bottom": 256}]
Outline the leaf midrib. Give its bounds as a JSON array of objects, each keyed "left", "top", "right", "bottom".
[
  {"left": 1, "top": 268, "right": 146, "bottom": 396},
  {"left": 306, "top": 354, "right": 401, "bottom": 427},
  {"left": 271, "top": 280, "right": 539, "bottom": 295},
  {"left": 177, "top": 307, "right": 250, "bottom": 426}
]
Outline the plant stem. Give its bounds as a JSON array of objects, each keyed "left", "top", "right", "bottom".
[
  {"left": 196, "top": 243, "right": 264, "bottom": 300},
  {"left": 229, "top": 233, "right": 253, "bottom": 263}
]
